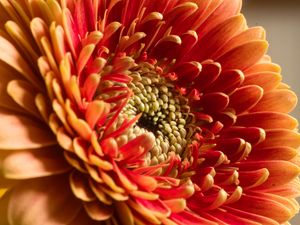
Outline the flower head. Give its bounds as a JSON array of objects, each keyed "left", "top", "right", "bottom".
[{"left": 0, "top": 0, "right": 300, "bottom": 224}]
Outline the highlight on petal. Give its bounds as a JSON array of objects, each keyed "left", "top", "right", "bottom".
[{"left": 0, "top": 147, "right": 70, "bottom": 179}]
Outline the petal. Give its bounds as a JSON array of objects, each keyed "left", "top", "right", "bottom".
[
  {"left": 237, "top": 160, "right": 300, "bottom": 189},
  {"left": 193, "top": 62, "right": 221, "bottom": 91},
  {"left": 255, "top": 129, "right": 300, "bottom": 149},
  {"left": 243, "top": 72, "right": 282, "bottom": 92},
  {"left": 249, "top": 146, "right": 298, "bottom": 161},
  {"left": 114, "top": 201, "right": 134, "bottom": 225},
  {"left": 83, "top": 201, "right": 113, "bottom": 221},
  {"left": 206, "top": 69, "right": 244, "bottom": 94},
  {"left": 263, "top": 178, "right": 300, "bottom": 198},
  {"left": 245, "top": 62, "right": 281, "bottom": 74},
  {"left": 0, "top": 108, "right": 56, "bottom": 149},
  {"left": 0, "top": 175, "right": 19, "bottom": 188},
  {"left": 220, "top": 126, "right": 266, "bottom": 146},
  {"left": 229, "top": 85, "right": 263, "bottom": 114},
  {"left": 67, "top": 209, "right": 99, "bottom": 225},
  {"left": 229, "top": 193, "right": 297, "bottom": 223},
  {"left": 217, "top": 40, "right": 268, "bottom": 70},
  {"left": 174, "top": 61, "right": 202, "bottom": 86},
  {"left": 222, "top": 206, "right": 279, "bottom": 225},
  {"left": 213, "top": 26, "right": 266, "bottom": 59},
  {"left": 170, "top": 210, "right": 218, "bottom": 225},
  {"left": 0, "top": 190, "right": 10, "bottom": 225},
  {"left": 0, "top": 36, "right": 42, "bottom": 90},
  {"left": 0, "top": 147, "right": 70, "bottom": 179},
  {"left": 195, "top": 14, "right": 247, "bottom": 61},
  {"left": 7, "top": 175, "right": 81, "bottom": 225},
  {"left": 196, "top": 0, "right": 242, "bottom": 36},
  {"left": 210, "top": 208, "right": 263, "bottom": 225},
  {"left": 7, "top": 80, "right": 42, "bottom": 118},
  {"left": 69, "top": 171, "right": 96, "bottom": 202},
  {"left": 0, "top": 63, "right": 23, "bottom": 112},
  {"left": 250, "top": 89, "right": 297, "bottom": 113},
  {"left": 197, "top": 92, "right": 229, "bottom": 113},
  {"left": 236, "top": 112, "right": 298, "bottom": 130}
]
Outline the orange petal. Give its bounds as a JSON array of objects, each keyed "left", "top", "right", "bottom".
[
  {"left": 1, "top": 147, "right": 70, "bottom": 179},
  {"left": 239, "top": 169, "right": 269, "bottom": 190},
  {"left": 237, "top": 160, "right": 300, "bottom": 189},
  {"left": 249, "top": 146, "right": 298, "bottom": 161},
  {"left": 217, "top": 40, "right": 268, "bottom": 70},
  {"left": 7, "top": 175, "right": 81, "bottom": 225},
  {"left": 263, "top": 178, "right": 300, "bottom": 198},
  {"left": 245, "top": 62, "right": 281, "bottom": 74},
  {"left": 5, "top": 20, "right": 39, "bottom": 61},
  {"left": 250, "top": 89, "right": 297, "bottom": 113},
  {"left": 244, "top": 71, "right": 281, "bottom": 92},
  {"left": 195, "top": 14, "right": 247, "bottom": 61},
  {"left": 0, "top": 108, "right": 56, "bottom": 149},
  {"left": 69, "top": 171, "right": 96, "bottom": 202},
  {"left": 255, "top": 129, "right": 300, "bottom": 149},
  {"left": 222, "top": 206, "right": 280, "bottom": 225},
  {"left": 236, "top": 112, "right": 298, "bottom": 130},
  {"left": 229, "top": 192, "right": 298, "bottom": 223},
  {"left": 7, "top": 80, "right": 41, "bottom": 118},
  {"left": 115, "top": 201, "right": 134, "bottom": 225},
  {"left": 83, "top": 201, "right": 113, "bottom": 221},
  {"left": 196, "top": 0, "right": 242, "bottom": 36},
  {"left": 0, "top": 61, "right": 23, "bottom": 112},
  {"left": 213, "top": 26, "right": 266, "bottom": 58},
  {"left": 0, "top": 36, "right": 42, "bottom": 90},
  {"left": 229, "top": 85, "right": 263, "bottom": 114}
]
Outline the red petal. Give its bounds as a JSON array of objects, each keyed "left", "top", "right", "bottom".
[
  {"left": 229, "top": 85, "right": 263, "bottom": 114},
  {"left": 170, "top": 210, "right": 218, "bottom": 225},
  {"left": 196, "top": 92, "right": 229, "bottom": 112},
  {"left": 220, "top": 126, "right": 266, "bottom": 146}
]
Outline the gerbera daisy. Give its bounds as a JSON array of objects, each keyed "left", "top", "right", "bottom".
[{"left": 0, "top": 0, "right": 300, "bottom": 224}]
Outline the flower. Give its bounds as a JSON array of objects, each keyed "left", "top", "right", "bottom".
[{"left": 0, "top": 0, "right": 300, "bottom": 224}]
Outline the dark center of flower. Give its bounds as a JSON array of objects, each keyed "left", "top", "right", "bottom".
[{"left": 123, "top": 62, "right": 194, "bottom": 165}]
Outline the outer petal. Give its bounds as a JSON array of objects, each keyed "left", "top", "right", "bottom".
[
  {"left": 216, "top": 40, "right": 268, "bottom": 70},
  {"left": 0, "top": 147, "right": 71, "bottom": 179},
  {"left": 7, "top": 175, "right": 81, "bottom": 225},
  {"left": 0, "top": 108, "right": 56, "bottom": 149}
]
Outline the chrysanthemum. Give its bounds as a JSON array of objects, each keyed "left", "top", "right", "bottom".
[{"left": 0, "top": 0, "right": 300, "bottom": 224}]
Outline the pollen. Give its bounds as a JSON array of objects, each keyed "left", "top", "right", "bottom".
[{"left": 123, "top": 62, "right": 196, "bottom": 165}]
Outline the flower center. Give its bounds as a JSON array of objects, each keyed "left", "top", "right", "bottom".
[{"left": 123, "top": 62, "right": 195, "bottom": 165}]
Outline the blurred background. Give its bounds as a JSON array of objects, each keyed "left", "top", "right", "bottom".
[{"left": 242, "top": 1, "right": 300, "bottom": 224}]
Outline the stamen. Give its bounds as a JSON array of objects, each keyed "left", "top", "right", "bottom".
[{"left": 122, "top": 62, "right": 195, "bottom": 165}]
